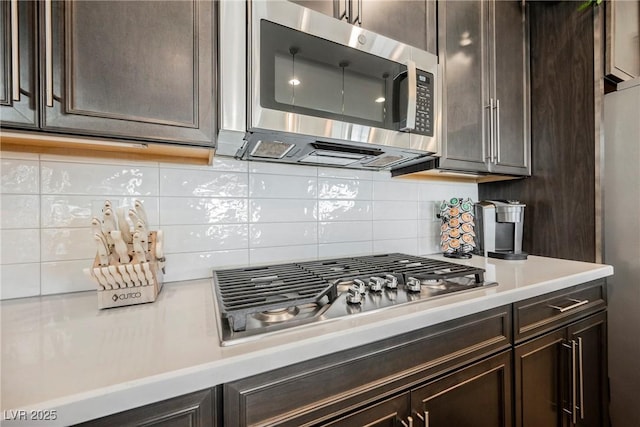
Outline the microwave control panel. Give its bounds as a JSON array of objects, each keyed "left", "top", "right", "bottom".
[{"left": 414, "top": 70, "right": 434, "bottom": 137}]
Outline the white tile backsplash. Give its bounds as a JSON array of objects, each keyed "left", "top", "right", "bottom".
[
  {"left": 1, "top": 195, "right": 40, "bottom": 228},
  {"left": 40, "top": 161, "right": 159, "bottom": 195},
  {"left": 0, "top": 263, "right": 40, "bottom": 299},
  {"left": 0, "top": 152, "right": 478, "bottom": 299},
  {"left": 1, "top": 229, "right": 40, "bottom": 264},
  {"left": 160, "top": 168, "right": 248, "bottom": 197},
  {"left": 250, "top": 199, "right": 317, "bottom": 223},
  {"left": 250, "top": 174, "right": 317, "bottom": 199},
  {"left": 1, "top": 159, "right": 39, "bottom": 194}
]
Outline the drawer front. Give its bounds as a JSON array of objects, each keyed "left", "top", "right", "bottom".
[
  {"left": 514, "top": 280, "right": 606, "bottom": 343},
  {"left": 224, "top": 306, "right": 511, "bottom": 426}
]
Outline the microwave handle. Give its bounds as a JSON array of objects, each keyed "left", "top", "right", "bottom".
[{"left": 399, "top": 60, "right": 417, "bottom": 132}]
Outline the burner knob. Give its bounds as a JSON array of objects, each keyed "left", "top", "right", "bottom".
[
  {"left": 369, "top": 276, "right": 385, "bottom": 292},
  {"left": 385, "top": 274, "right": 398, "bottom": 289},
  {"left": 353, "top": 279, "right": 366, "bottom": 294},
  {"left": 346, "top": 285, "right": 363, "bottom": 304},
  {"left": 406, "top": 277, "right": 422, "bottom": 292}
]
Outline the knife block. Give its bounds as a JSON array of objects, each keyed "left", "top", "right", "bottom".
[{"left": 92, "top": 231, "right": 165, "bottom": 309}]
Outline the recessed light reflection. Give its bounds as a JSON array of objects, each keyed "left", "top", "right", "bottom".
[
  {"left": 289, "top": 78, "right": 301, "bottom": 86},
  {"left": 375, "top": 97, "right": 385, "bottom": 103}
]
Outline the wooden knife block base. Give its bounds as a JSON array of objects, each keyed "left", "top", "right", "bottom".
[{"left": 93, "top": 231, "right": 165, "bottom": 309}]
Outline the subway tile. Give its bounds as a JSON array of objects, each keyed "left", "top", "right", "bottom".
[
  {"left": 418, "top": 182, "right": 478, "bottom": 203},
  {"left": 371, "top": 170, "right": 393, "bottom": 181},
  {"left": 1, "top": 229, "right": 39, "bottom": 264},
  {"left": 249, "top": 162, "right": 318, "bottom": 176},
  {"left": 318, "top": 241, "right": 373, "bottom": 258},
  {"left": 318, "top": 221, "right": 372, "bottom": 244},
  {"left": 249, "top": 245, "right": 317, "bottom": 265},
  {"left": 0, "top": 263, "right": 40, "bottom": 299},
  {"left": 0, "top": 195, "right": 39, "bottom": 228},
  {"left": 317, "top": 167, "right": 373, "bottom": 180},
  {"left": 159, "top": 197, "right": 248, "bottom": 225},
  {"left": 249, "top": 174, "right": 317, "bottom": 199},
  {"left": 318, "top": 178, "right": 372, "bottom": 200},
  {"left": 373, "top": 238, "right": 419, "bottom": 255},
  {"left": 419, "top": 236, "right": 441, "bottom": 256},
  {"left": 163, "top": 249, "right": 249, "bottom": 282},
  {"left": 372, "top": 220, "right": 418, "bottom": 240},
  {"left": 318, "top": 200, "right": 372, "bottom": 221},
  {"left": 372, "top": 180, "right": 418, "bottom": 201},
  {"left": 40, "top": 154, "right": 158, "bottom": 167},
  {"left": 40, "top": 259, "right": 96, "bottom": 295},
  {"left": 418, "top": 220, "right": 441, "bottom": 238},
  {"left": 373, "top": 200, "right": 418, "bottom": 221},
  {"left": 40, "top": 161, "right": 159, "bottom": 195},
  {"left": 418, "top": 201, "right": 438, "bottom": 220},
  {"left": 249, "top": 222, "right": 317, "bottom": 248},
  {"left": 163, "top": 224, "right": 248, "bottom": 254},
  {"left": 1, "top": 159, "right": 39, "bottom": 194},
  {"left": 250, "top": 199, "right": 317, "bottom": 223},
  {"left": 41, "top": 196, "right": 159, "bottom": 228},
  {"left": 41, "top": 228, "right": 95, "bottom": 262},
  {"left": 160, "top": 168, "right": 248, "bottom": 197}
]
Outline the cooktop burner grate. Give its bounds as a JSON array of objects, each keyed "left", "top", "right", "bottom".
[
  {"left": 213, "top": 253, "right": 488, "bottom": 334},
  {"left": 214, "top": 263, "right": 337, "bottom": 332}
]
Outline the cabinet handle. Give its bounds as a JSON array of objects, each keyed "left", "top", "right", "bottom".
[
  {"left": 571, "top": 340, "right": 578, "bottom": 424},
  {"left": 399, "top": 416, "right": 414, "bottom": 427},
  {"left": 334, "top": 0, "right": 348, "bottom": 21},
  {"left": 44, "top": 0, "right": 53, "bottom": 107},
  {"left": 486, "top": 98, "right": 495, "bottom": 160},
  {"left": 10, "top": 0, "right": 20, "bottom": 101},
  {"left": 495, "top": 99, "right": 501, "bottom": 163},
  {"left": 399, "top": 60, "right": 417, "bottom": 132},
  {"left": 578, "top": 336, "right": 585, "bottom": 420},
  {"left": 352, "top": 0, "right": 362, "bottom": 25},
  {"left": 548, "top": 298, "right": 589, "bottom": 313}
]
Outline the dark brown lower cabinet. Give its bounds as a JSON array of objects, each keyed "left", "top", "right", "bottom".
[
  {"left": 412, "top": 350, "right": 513, "bottom": 427},
  {"left": 515, "top": 312, "right": 608, "bottom": 427},
  {"left": 76, "top": 387, "right": 219, "bottom": 427},
  {"left": 321, "top": 393, "right": 411, "bottom": 427}
]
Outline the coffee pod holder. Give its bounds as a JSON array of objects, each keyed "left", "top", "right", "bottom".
[{"left": 437, "top": 197, "right": 476, "bottom": 259}]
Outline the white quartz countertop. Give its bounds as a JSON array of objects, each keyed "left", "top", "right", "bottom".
[{"left": 1, "top": 255, "right": 613, "bottom": 426}]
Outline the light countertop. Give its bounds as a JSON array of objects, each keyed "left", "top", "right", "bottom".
[{"left": 1, "top": 255, "right": 613, "bottom": 426}]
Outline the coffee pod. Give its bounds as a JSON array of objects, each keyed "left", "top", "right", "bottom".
[
  {"left": 461, "top": 223, "right": 474, "bottom": 234},
  {"left": 461, "top": 212, "right": 473, "bottom": 223},
  {"left": 449, "top": 218, "right": 460, "bottom": 228}
]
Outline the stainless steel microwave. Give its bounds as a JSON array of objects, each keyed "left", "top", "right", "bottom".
[{"left": 217, "top": 0, "right": 442, "bottom": 170}]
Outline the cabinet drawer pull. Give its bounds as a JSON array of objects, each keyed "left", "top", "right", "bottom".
[
  {"left": 10, "top": 0, "right": 20, "bottom": 101},
  {"left": 578, "top": 336, "right": 585, "bottom": 420},
  {"left": 400, "top": 416, "right": 414, "bottom": 427},
  {"left": 547, "top": 298, "right": 589, "bottom": 313},
  {"left": 45, "top": 0, "right": 53, "bottom": 107}
]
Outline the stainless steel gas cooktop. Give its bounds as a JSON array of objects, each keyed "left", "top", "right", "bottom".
[{"left": 211, "top": 253, "right": 497, "bottom": 346}]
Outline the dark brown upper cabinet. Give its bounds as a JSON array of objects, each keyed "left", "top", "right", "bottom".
[
  {"left": 0, "top": 0, "right": 38, "bottom": 127},
  {"left": 288, "top": 0, "right": 436, "bottom": 53},
  {"left": 33, "top": 0, "right": 215, "bottom": 147},
  {"left": 438, "top": 0, "right": 530, "bottom": 176}
]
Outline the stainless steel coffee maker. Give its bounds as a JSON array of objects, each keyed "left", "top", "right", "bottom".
[{"left": 474, "top": 200, "right": 528, "bottom": 260}]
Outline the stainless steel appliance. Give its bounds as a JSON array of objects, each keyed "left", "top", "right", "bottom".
[
  {"left": 211, "top": 253, "right": 496, "bottom": 345},
  {"left": 217, "top": 1, "right": 441, "bottom": 170},
  {"left": 475, "top": 201, "right": 528, "bottom": 260}
]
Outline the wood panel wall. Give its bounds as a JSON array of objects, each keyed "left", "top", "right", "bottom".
[{"left": 479, "top": 1, "right": 598, "bottom": 262}]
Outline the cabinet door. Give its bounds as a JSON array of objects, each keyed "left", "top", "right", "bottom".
[
  {"left": 567, "top": 312, "right": 608, "bottom": 427},
  {"left": 0, "top": 0, "right": 37, "bottom": 127},
  {"left": 605, "top": 0, "right": 640, "bottom": 82},
  {"left": 358, "top": 1, "right": 433, "bottom": 53},
  {"left": 288, "top": 0, "right": 341, "bottom": 19},
  {"left": 77, "top": 388, "right": 218, "bottom": 427},
  {"left": 514, "top": 329, "right": 567, "bottom": 427},
  {"left": 490, "top": 0, "right": 530, "bottom": 175},
  {"left": 44, "top": 1, "right": 215, "bottom": 146},
  {"left": 321, "top": 393, "right": 411, "bottom": 427},
  {"left": 438, "top": 0, "right": 491, "bottom": 173},
  {"left": 411, "top": 350, "right": 512, "bottom": 427}
]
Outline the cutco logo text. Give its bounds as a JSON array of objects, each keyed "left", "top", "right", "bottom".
[{"left": 112, "top": 292, "right": 142, "bottom": 302}]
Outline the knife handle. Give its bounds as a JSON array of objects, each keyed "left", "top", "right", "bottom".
[
  {"left": 134, "top": 199, "right": 149, "bottom": 227},
  {"left": 126, "top": 264, "right": 142, "bottom": 286},
  {"left": 110, "top": 230, "right": 130, "bottom": 264},
  {"left": 117, "top": 265, "right": 134, "bottom": 287},
  {"left": 116, "top": 207, "right": 133, "bottom": 244}
]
